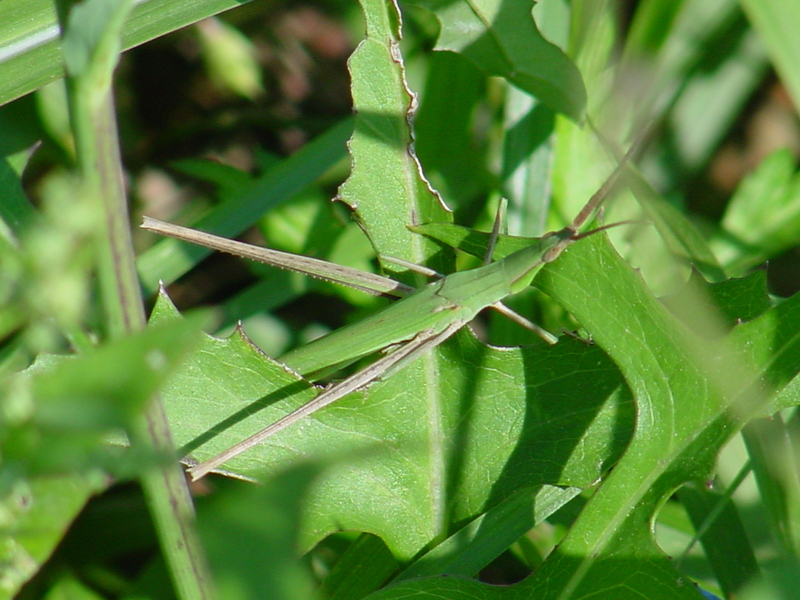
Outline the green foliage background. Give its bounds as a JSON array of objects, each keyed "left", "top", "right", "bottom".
[{"left": 1, "top": 0, "right": 800, "bottom": 599}]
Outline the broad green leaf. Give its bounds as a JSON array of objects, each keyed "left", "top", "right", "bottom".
[
  {"left": 155, "top": 10, "right": 622, "bottom": 575},
  {"left": 321, "top": 486, "right": 584, "bottom": 596},
  {"left": 407, "top": 0, "right": 586, "bottom": 120},
  {"left": 156, "top": 288, "right": 633, "bottom": 560},
  {"left": 357, "top": 231, "right": 800, "bottom": 598},
  {"left": 526, "top": 236, "right": 800, "bottom": 598},
  {"left": 0, "top": 0, "right": 252, "bottom": 107}
]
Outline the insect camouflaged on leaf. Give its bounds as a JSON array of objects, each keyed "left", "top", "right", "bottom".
[{"left": 142, "top": 141, "right": 637, "bottom": 479}]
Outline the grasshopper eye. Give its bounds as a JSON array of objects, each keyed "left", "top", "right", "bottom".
[{"left": 542, "top": 244, "right": 563, "bottom": 263}]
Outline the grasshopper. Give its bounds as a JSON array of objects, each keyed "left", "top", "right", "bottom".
[{"left": 143, "top": 144, "right": 635, "bottom": 480}]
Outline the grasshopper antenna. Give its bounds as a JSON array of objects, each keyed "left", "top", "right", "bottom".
[
  {"left": 571, "top": 119, "right": 656, "bottom": 232},
  {"left": 571, "top": 138, "right": 640, "bottom": 232}
]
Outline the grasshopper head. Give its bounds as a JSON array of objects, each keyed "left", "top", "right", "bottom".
[{"left": 541, "top": 227, "right": 578, "bottom": 263}]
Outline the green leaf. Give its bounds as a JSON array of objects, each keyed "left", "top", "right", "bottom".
[
  {"left": 0, "top": 0, "right": 253, "bottom": 107},
  {"left": 408, "top": 0, "right": 586, "bottom": 120},
  {"left": 742, "top": 416, "right": 800, "bottom": 561},
  {"left": 42, "top": 572, "right": 106, "bottom": 600},
  {"left": 0, "top": 316, "right": 203, "bottom": 599},
  {"left": 740, "top": 0, "right": 800, "bottom": 113},
  {"left": 413, "top": 51, "right": 487, "bottom": 208},
  {"left": 2, "top": 314, "right": 204, "bottom": 476},
  {"left": 338, "top": 0, "right": 452, "bottom": 278},
  {"left": 157, "top": 287, "right": 633, "bottom": 560},
  {"left": 661, "top": 270, "right": 772, "bottom": 332},
  {"left": 195, "top": 17, "right": 263, "bottom": 100},
  {"left": 355, "top": 231, "right": 800, "bottom": 598},
  {"left": 162, "top": 1, "right": 630, "bottom": 565},
  {"left": 409, "top": 222, "right": 537, "bottom": 259},
  {"left": 0, "top": 156, "right": 38, "bottom": 240},
  {"left": 169, "top": 158, "right": 254, "bottom": 201},
  {"left": 519, "top": 235, "right": 800, "bottom": 598},
  {"left": 623, "top": 0, "right": 766, "bottom": 173},
  {"left": 61, "top": 0, "right": 135, "bottom": 83},
  {"left": 624, "top": 167, "right": 727, "bottom": 283},
  {"left": 319, "top": 534, "right": 399, "bottom": 600},
  {"left": 678, "top": 483, "right": 759, "bottom": 596},
  {"left": 197, "top": 470, "right": 318, "bottom": 600},
  {"left": 0, "top": 475, "right": 104, "bottom": 600},
  {"left": 710, "top": 149, "right": 800, "bottom": 275},
  {"left": 393, "top": 485, "right": 582, "bottom": 581}
]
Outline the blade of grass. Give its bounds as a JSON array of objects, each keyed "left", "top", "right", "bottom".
[
  {"left": 136, "top": 117, "right": 352, "bottom": 295},
  {"left": 0, "top": 0, "right": 253, "bottom": 106},
  {"left": 740, "top": 0, "right": 800, "bottom": 113}
]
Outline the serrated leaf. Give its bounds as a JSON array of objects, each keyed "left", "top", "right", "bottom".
[
  {"left": 160, "top": 0, "right": 629, "bottom": 566},
  {"left": 661, "top": 269, "right": 772, "bottom": 332},
  {"left": 157, "top": 287, "right": 633, "bottom": 559},
  {"left": 520, "top": 234, "right": 800, "bottom": 598},
  {"left": 408, "top": 0, "right": 586, "bottom": 120},
  {"left": 338, "top": 0, "right": 452, "bottom": 278},
  {"left": 358, "top": 233, "right": 800, "bottom": 598}
]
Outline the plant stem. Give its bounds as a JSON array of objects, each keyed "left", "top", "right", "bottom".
[
  {"left": 59, "top": 0, "right": 214, "bottom": 596},
  {"left": 82, "top": 95, "right": 214, "bottom": 600}
]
